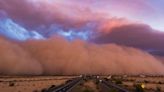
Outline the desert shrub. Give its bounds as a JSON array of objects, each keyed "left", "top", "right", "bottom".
[
  {"left": 50, "top": 85, "right": 55, "bottom": 88},
  {"left": 158, "top": 81, "right": 162, "bottom": 84},
  {"left": 104, "top": 78, "right": 108, "bottom": 81},
  {"left": 96, "top": 85, "right": 99, "bottom": 90},
  {"left": 115, "top": 79, "right": 123, "bottom": 84},
  {"left": 83, "top": 88, "right": 94, "bottom": 92},
  {"left": 33, "top": 90, "right": 38, "bottom": 92},
  {"left": 84, "top": 78, "right": 88, "bottom": 82},
  {"left": 156, "top": 86, "right": 161, "bottom": 92},
  {"left": 46, "top": 85, "right": 56, "bottom": 92},
  {"left": 65, "top": 79, "right": 72, "bottom": 84},
  {"left": 129, "top": 79, "right": 135, "bottom": 82},
  {"left": 95, "top": 80, "right": 100, "bottom": 84},
  {"left": 144, "top": 80, "right": 149, "bottom": 83},
  {"left": 79, "top": 82, "right": 84, "bottom": 86},
  {"left": 110, "top": 88, "right": 118, "bottom": 92},
  {"left": 124, "top": 84, "right": 128, "bottom": 87},
  {"left": 41, "top": 88, "right": 47, "bottom": 92},
  {"left": 9, "top": 82, "right": 15, "bottom": 87},
  {"left": 134, "top": 84, "right": 144, "bottom": 92}
]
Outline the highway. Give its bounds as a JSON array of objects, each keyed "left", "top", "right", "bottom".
[
  {"left": 46, "top": 77, "right": 83, "bottom": 92},
  {"left": 45, "top": 76, "right": 130, "bottom": 92},
  {"left": 99, "top": 79, "right": 130, "bottom": 92}
]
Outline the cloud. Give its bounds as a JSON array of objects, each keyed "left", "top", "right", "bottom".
[
  {"left": 0, "top": 0, "right": 133, "bottom": 41},
  {"left": 92, "top": 24, "right": 164, "bottom": 55},
  {"left": 0, "top": 0, "right": 103, "bottom": 29}
]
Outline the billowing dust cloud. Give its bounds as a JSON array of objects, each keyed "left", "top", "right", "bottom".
[
  {"left": 0, "top": 37, "right": 42, "bottom": 75},
  {"left": 0, "top": 0, "right": 164, "bottom": 76},
  {"left": 0, "top": 37, "right": 164, "bottom": 75}
]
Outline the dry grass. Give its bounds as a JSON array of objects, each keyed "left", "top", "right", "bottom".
[
  {"left": 121, "top": 76, "right": 164, "bottom": 92},
  {"left": 0, "top": 76, "right": 76, "bottom": 92}
]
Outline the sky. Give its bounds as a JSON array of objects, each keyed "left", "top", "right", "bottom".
[
  {"left": 54, "top": 0, "right": 164, "bottom": 31},
  {"left": 0, "top": 0, "right": 164, "bottom": 75},
  {"left": 0, "top": 0, "right": 164, "bottom": 55}
]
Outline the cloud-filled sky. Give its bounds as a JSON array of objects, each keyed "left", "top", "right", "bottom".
[
  {"left": 54, "top": 0, "right": 164, "bottom": 31},
  {"left": 0, "top": 0, "right": 164, "bottom": 75},
  {"left": 0, "top": 0, "right": 164, "bottom": 55}
]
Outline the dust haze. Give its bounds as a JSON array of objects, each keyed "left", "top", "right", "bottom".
[{"left": 0, "top": 37, "right": 164, "bottom": 75}]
